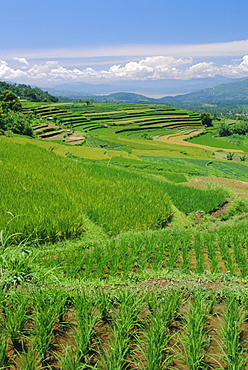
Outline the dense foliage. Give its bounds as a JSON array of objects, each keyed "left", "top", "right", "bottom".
[
  {"left": 0, "top": 90, "right": 47, "bottom": 136},
  {"left": 0, "top": 81, "right": 58, "bottom": 102},
  {"left": 218, "top": 120, "right": 248, "bottom": 136}
]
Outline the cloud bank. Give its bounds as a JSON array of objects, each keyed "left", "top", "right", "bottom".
[
  {"left": 3, "top": 40, "right": 248, "bottom": 60},
  {"left": 1, "top": 54, "right": 248, "bottom": 84}
]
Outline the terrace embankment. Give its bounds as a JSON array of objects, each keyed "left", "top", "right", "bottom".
[{"left": 183, "top": 177, "right": 248, "bottom": 198}]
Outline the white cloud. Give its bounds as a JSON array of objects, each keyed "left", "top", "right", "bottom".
[
  {"left": 13, "top": 57, "right": 29, "bottom": 66},
  {"left": 2, "top": 54, "right": 248, "bottom": 84},
  {"left": 184, "top": 62, "right": 219, "bottom": 79},
  {"left": 221, "top": 55, "right": 248, "bottom": 77},
  {"left": 108, "top": 56, "right": 192, "bottom": 80},
  {"left": 0, "top": 59, "right": 26, "bottom": 80}
]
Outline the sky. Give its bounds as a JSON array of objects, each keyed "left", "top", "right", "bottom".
[{"left": 1, "top": 0, "right": 248, "bottom": 87}]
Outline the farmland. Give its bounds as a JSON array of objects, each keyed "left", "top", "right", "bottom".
[{"left": 1, "top": 100, "right": 248, "bottom": 369}]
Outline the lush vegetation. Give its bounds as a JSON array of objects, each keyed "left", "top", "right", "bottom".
[
  {"left": 0, "top": 81, "right": 58, "bottom": 102},
  {"left": 218, "top": 120, "right": 248, "bottom": 136},
  {"left": 0, "top": 141, "right": 175, "bottom": 242},
  {"left": 0, "top": 286, "right": 248, "bottom": 369},
  {"left": 2, "top": 91, "right": 248, "bottom": 369},
  {"left": 0, "top": 90, "right": 53, "bottom": 136}
]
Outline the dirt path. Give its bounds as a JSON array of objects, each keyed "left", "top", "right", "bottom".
[{"left": 158, "top": 130, "right": 243, "bottom": 152}]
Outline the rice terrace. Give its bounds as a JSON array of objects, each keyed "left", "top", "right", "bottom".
[{"left": 1, "top": 83, "right": 248, "bottom": 370}]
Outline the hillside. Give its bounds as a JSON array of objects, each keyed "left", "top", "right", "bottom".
[
  {"left": 162, "top": 77, "right": 248, "bottom": 107},
  {"left": 0, "top": 81, "right": 59, "bottom": 102},
  {"left": 43, "top": 76, "right": 237, "bottom": 100},
  {"left": 45, "top": 78, "right": 248, "bottom": 110}
]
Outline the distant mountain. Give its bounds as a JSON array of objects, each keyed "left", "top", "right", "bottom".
[
  {"left": 161, "top": 78, "right": 248, "bottom": 107},
  {"left": 0, "top": 81, "right": 58, "bottom": 102},
  {"left": 45, "top": 87, "right": 96, "bottom": 101},
  {"left": 43, "top": 76, "right": 238, "bottom": 99},
  {"left": 4, "top": 76, "right": 247, "bottom": 108},
  {"left": 44, "top": 77, "right": 248, "bottom": 107},
  {"left": 45, "top": 89, "right": 159, "bottom": 104},
  {"left": 86, "top": 92, "right": 158, "bottom": 104}
]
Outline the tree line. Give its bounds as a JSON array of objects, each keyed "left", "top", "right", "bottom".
[
  {"left": 0, "top": 90, "right": 44, "bottom": 136},
  {"left": 0, "top": 81, "right": 58, "bottom": 102}
]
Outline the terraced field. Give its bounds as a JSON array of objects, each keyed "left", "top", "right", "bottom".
[
  {"left": 3, "top": 101, "right": 248, "bottom": 369},
  {"left": 23, "top": 102, "right": 202, "bottom": 147}
]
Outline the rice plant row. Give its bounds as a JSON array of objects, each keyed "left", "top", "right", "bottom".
[
  {"left": 38, "top": 220, "right": 248, "bottom": 281},
  {"left": 26, "top": 102, "right": 202, "bottom": 137},
  {"left": 1, "top": 288, "right": 248, "bottom": 369}
]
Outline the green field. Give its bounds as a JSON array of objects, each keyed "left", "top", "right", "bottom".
[
  {"left": 1, "top": 101, "right": 248, "bottom": 369},
  {"left": 188, "top": 132, "right": 248, "bottom": 152}
]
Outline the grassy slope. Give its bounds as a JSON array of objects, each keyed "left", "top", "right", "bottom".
[{"left": 188, "top": 132, "right": 248, "bottom": 153}]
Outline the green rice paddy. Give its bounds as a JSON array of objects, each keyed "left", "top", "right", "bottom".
[{"left": 2, "top": 101, "right": 248, "bottom": 369}]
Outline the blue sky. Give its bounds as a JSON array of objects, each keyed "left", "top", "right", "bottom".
[{"left": 1, "top": 0, "right": 248, "bottom": 86}]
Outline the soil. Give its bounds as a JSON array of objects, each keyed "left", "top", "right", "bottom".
[
  {"left": 6, "top": 283, "right": 248, "bottom": 370},
  {"left": 33, "top": 124, "right": 85, "bottom": 145},
  {"left": 65, "top": 131, "right": 85, "bottom": 145}
]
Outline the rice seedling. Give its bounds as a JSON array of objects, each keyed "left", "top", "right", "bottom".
[
  {"left": 232, "top": 241, "right": 247, "bottom": 278},
  {"left": 139, "top": 289, "right": 182, "bottom": 370},
  {"left": 218, "top": 236, "right": 236, "bottom": 276},
  {"left": 32, "top": 289, "right": 62, "bottom": 362},
  {"left": 101, "top": 289, "right": 141, "bottom": 370},
  {"left": 71, "top": 290, "right": 98, "bottom": 367},
  {"left": 183, "top": 290, "right": 209, "bottom": 370},
  {"left": 193, "top": 234, "right": 205, "bottom": 274},
  {"left": 1, "top": 290, "right": 29, "bottom": 349},
  {"left": 167, "top": 237, "right": 180, "bottom": 270},
  {"left": 221, "top": 294, "right": 246, "bottom": 369},
  {"left": 16, "top": 345, "right": 43, "bottom": 370},
  {"left": 204, "top": 232, "right": 220, "bottom": 274},
  {"left": 181, "top": 237, "right": 192, "bottom": 273},
  {"left": 96, "top": 288, "right": 113, "bottom": 323},
  {"left": 57, "top": 345, "right": 97, "bottom": 370},
  {"left": 0, "top": 335, "right": 8, "bottom": 370}
]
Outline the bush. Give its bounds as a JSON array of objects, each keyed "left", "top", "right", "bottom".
[{"left": 222, "top": 199, "right": 248, "bottom": 220}]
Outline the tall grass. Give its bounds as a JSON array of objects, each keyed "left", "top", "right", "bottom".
[{"left": 0, "top": 141, "right": 173, "bottom": 243}]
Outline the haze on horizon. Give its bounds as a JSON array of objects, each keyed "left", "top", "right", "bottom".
[{"left": 1, "top": 0, "right": 248, "bottom": 92}]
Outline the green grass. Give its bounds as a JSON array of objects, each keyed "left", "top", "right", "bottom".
[
  {"left": 0, "top": 141, "right": 174, "bottom": 243},
  {"left": 188, "top": 132, "right": 248, "bottom": 153},
  {"left": 140, "top": 155, "right": 248, "bottom": 181},
  {"left": 1, "top": 136, "right": 230, "bottom": 245}
]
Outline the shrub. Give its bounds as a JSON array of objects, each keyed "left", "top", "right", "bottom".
[{"left": 222, "top": 199, "right": 248, "bottom": 220}]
